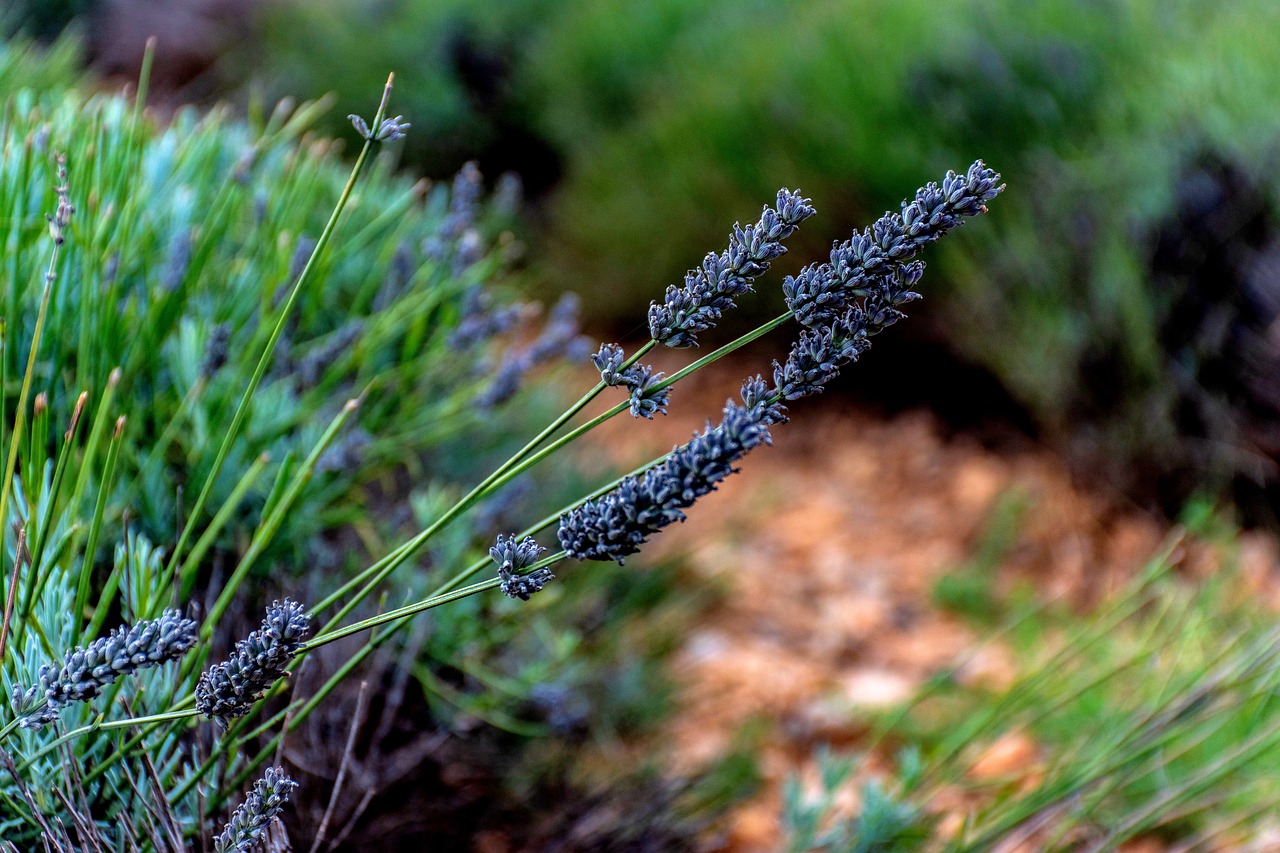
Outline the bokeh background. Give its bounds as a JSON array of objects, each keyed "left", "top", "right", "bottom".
[
  {"left": 18, "top": 0, "right": 1280, "bottom": 519},
  {"left": 7, "top": 1, "right": 1280, "bottom": 850}
]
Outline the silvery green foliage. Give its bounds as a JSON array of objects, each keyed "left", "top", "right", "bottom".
[
  {"left": 490, "top": 534, "right": 554, "bottom": 600},
  {"left": 12, "top": 609, "right": 198, "bottom": 729},
  {"left": 783, "top": 161, "right": 1003, "bottom": 330},
  {"left": 648, "top": 188, "right": 815, "bottom": 348},
  {"left": 196, "top": 600, "right": 312, "bottom": 726},
  {"left": 213, "top": 766, "right": 298, "bottom": 853},
  {"left": 558, "top": 392, "right": 776, "bottom": 563},
  {"left": 592, "top": 344, "right": 672, "bottom": 419}
]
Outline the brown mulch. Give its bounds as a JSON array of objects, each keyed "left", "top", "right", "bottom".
[{"left": 578, "top": 349, "right": 1280, "bottom": 852}]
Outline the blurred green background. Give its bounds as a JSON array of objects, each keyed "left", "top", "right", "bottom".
[{"left": 11, "top": 0, "right": 1280, "bottom": 524}]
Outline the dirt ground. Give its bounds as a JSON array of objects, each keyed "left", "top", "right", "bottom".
[{"left": 581, "top": 348, "right": 1280, "bottom": 852}]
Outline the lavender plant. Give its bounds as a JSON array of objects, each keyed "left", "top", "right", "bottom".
[
  {"left": 0, "top": 43, "right": 1004, "bottom": 849},
  {"left": 0, "top": 48, "right": 582, "bottom": 847}
]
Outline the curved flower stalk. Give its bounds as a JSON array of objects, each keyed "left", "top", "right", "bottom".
[
  {"left": 196, "top": 600, "right": 312, "bottom": 726},
  {"left": 558, "top": 383, "right": 779, "bottom": 563},
  {"left": 11, "top": 610, "right": 198, "bottom": 729}
]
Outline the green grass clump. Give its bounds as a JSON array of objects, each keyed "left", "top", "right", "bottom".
[
  {"left": 0, "top": 46, "right": 537, "bottom": 582},
  {"left": 787, "top": 528, "right": 1280, "bottom": 851}
]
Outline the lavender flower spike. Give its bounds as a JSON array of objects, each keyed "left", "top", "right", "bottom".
[
  {"left": 196, "top": 599, "right": 311, "bottom": 726},
  {"left": 490, "top": 534, "right": 554, "bottom": 600},
  {"left": 13, "top": 609, "right": 198, "bottom": 729},
  {"left": 214, "top": 767, "right": 298, "bottom": 853},
  {"left": 559, "top": 397, "right": 774, "bottom": 563},
  {"left": 648, "top": 188, "right": 815, "bottom": 348},
  {"left": 784, "top": 160, "right": 1003, "bottom": 329}
]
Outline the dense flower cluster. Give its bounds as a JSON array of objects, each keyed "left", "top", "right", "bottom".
[
  {"left": 12, "top": 610, "right": 198, "bottom": 729},
  {"left": 490, "top": 534, "right": 554, "bottom": 600},
  {"left": 783, "top": 161, "right": 1002, "bottom": 330},
  {"left": 558, "top": 390, "right": 776, "bottom": 563},
  {"left": 195, "top": 600, "right": 311, "bottom": 726},
  {"left": 648, "top": 189, "right": 815, "bottom": 348},
  {"left": 773, "top": 162, "right": 1003, "bottom": 401},
  {"left": 213, "top": 767, "right": 298, "bottom": 853},
  {"left": 561, "top": 161, "right": 1002, "bottom": 567}
]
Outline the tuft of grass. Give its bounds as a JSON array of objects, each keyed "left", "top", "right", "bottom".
[
  {"left": 931, "top": 489, "right": 1029, "bottom": 623},
  {"left": 789, "top": 523, "right": 1280, "bottom": 851}
]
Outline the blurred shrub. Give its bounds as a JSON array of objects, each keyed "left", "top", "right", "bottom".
[
  {"left": 787, "top": 533, "right": 1280, "bottom": 850},
  {"left": 246, "top": 0, "right": 1280, "bottom": 517}
]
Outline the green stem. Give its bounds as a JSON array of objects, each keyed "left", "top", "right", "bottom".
[
  {"left": 312, "top": 314, "right": 787, "bottom": 623},
  {"left": 304, "top": 551, "right": 563, "bottom": 654},
  {"left": 157, "top": 75, "right": 394, "bottom": 585},
  {"left": 0, "top": 235, "right": 63, "bottom": 653},
  {"left": 202, "top": 398, "right": 361, "bottom": 638}
]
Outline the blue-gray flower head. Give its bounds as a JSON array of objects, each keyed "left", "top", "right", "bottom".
[
  {"left": 648, "top": 188, "right": 815, "bottom": 348},
  {"left": 739, "top": 374, "right": 788, "bottom": 425},
  {"left": 558, "top": 399, "right": 773, "bottom": 563},
  {"left": 593, "top": 343, "right": 629, "bottom": 386},
  {"left": 214, "top": 766, "right": 298, "bottom": 853},
  {"left": 623, "top": 364, "right": 671, "bottom": 419},
  {"left": 374, "top": 115, "right": 410, "bottom": 142},
  {"left": 490, "top": 535, "right": 553, "bottom": 601},
  {"left": 450, "top": 287, "right": 530, "bottom": 350},
  {"left": 196, "top": 599, "right": 311, "bottom": 726},
  {"left": 784, "top": 161, "right": 1002, "bottom": 329},
  {"left": 44, "top": 156, "right": 74, "bottom": 246},
  {"left": 489, "top": 534, "right": 545, "bottom": 572},
  {"left": 349, "top": 113, "right": 410, "bottom": 142},
  {"left": 500, "top": 567, "right": 555, "bottom": 601},
  {"left": 16, "top": 609, "right": 198, "bottom": 729},
  {"left": 476, "top": 294, "right": 590, "bottom": 409},
  {"left": 438, "top": 161, "right": 484, "bottom": 241}
]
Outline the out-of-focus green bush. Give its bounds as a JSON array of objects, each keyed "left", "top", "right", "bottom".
[{"left": 247, "top": 0, "right": 1280, "bottom": 517}]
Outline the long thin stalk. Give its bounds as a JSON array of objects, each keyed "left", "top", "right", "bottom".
[
  {"left": 315, "top": 313, "right": 784, "bottom": 621},
  {"left": 157, "top": 75, "right": 395, "bottom": 586},
  {"left": 0, "top": 215, "right": 65, "bottom": 655}
]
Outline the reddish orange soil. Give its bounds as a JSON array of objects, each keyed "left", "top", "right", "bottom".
[{"left": 580, "top": 350, "right": 1280, "bottom": 852}]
